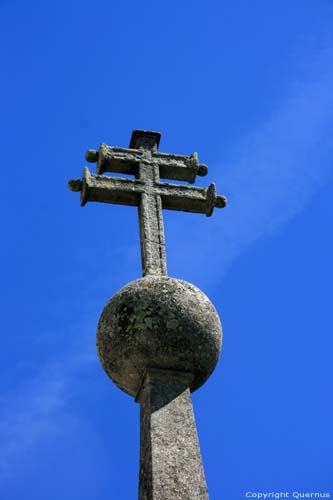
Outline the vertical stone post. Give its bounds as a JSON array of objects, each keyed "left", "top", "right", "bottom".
[{"left": 136, "top": 369, "right": 208, "bottom": 500}]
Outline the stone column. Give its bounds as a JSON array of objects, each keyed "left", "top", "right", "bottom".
[{"left": 137, "top": 369, "right": 209, "bottom": 500}]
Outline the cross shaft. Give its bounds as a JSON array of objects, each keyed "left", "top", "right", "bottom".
[{"left": 68, "top": 130, "right": 226, "bottom": 276}]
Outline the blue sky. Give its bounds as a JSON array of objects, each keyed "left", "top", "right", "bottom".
[{"left": 1, "top": 1, "right": 332, "bottom": 499}]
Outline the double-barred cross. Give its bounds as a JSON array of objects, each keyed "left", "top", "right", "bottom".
[{"left": 68, "top": 130, "right": 226, "bottom": 276}]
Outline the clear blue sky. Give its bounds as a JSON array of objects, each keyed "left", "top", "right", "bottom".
[{"left": 1, "top": 1, "right": 332, "bottom": 499}]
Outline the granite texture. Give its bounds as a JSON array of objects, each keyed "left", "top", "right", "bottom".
[
  {"left": 68, "top": 129, "right": 226, "bottom": 276},
  {"left": 137, "top": 369, "right": 209, "bottom": 500},
  {"left": 96, "top": 275, "right": 222, "bottom": 397},
  {"left": 68, "top": 131, "right": 225, "bottom": 500}
]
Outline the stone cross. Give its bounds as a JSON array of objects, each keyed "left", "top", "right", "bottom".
[
  {"left": 69, "top": 130, "right": 226, "bottom": 276},
  {"left": 68, "top": 130, "right": 226, "bottom": 500}
]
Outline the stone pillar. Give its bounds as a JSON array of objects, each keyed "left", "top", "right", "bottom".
[{"left": 136, "top": 369, "right": 209, "bottom": 500}]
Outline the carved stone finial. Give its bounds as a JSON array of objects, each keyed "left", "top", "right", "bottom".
[
  {"left": 68, "top": 130, "right": 227, "bottom": 500},
  {"left": 69, "top": 130, "right": 226, "bottom": 276}
]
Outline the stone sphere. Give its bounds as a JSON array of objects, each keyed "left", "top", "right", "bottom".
[{"left": 97, "top": 275, "right": 222, "bottom": 397}]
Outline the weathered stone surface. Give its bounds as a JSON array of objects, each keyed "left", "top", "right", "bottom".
[
  {"left": 68, "top": 131, "right": 226, "bottom": 500},
  {"left": 78, "top": 167, "right": 224, "bottom": 215},
  {"left": 95, "top": 144, "right": 209, "bottom": 182},
  {"left": 96, "top": 275, "right": 222, "bottom": 397},
  {"left": 137, "top": 368, "right": 209, "bottom": 500},
  {"left": 68, "top": 130, "right": 226, "bottom": 276}
]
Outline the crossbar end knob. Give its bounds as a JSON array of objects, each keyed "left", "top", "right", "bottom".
[
  {"left": 68, "top": 179, "right": 82, "bottom": 192},
  {"left": 198, "top": 164, "right": 208, "bottom": 176},
  {"left": 85, "top": 149, "right": 99, "bottom": 163},
  {"left": 215, "top": 195, "right": 227, "bottom": 208}
]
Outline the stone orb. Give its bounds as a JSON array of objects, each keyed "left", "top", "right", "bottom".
[{"left": 97, "top": 275, "right": 222, "bottom": 397}]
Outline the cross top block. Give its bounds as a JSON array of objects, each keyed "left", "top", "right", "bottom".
[
  {"left": 68, "top": 130, "right": 227, "bottom": 276},
  {"left": 129, "top": 130, "right": 161, "bottom": 151}
]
